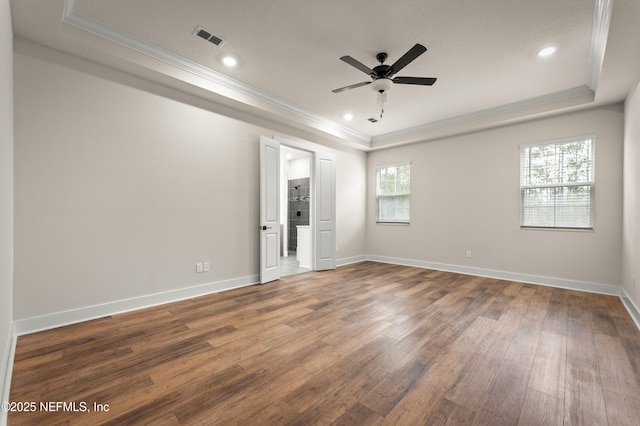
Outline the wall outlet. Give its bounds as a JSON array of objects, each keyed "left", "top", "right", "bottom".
[
  {"left": 196, "top": 262, "right": 204, "bottom": 273},
  {"left": 203, "top": 262, "right": 210, "bottom": 272},
  {"left": 466, "top": 250, "right": 472, "bottom": 259}
]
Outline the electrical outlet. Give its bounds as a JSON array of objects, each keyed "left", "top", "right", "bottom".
[
  {"left": 203, "top": 262, "right": 210, "bottom": 272},
  {"left": 466, "top": 250, "right": 472, "bottom": 259},
  {"left": 196, "top": 263, "right": 203, "bottom": 273}
]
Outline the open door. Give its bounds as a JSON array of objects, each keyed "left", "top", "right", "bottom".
[
  {"left": 314, "top": 152, "right": 336, "bottom": 271},
  {"left": 260, "top": 136, "right": 281, "bottom": 283}
]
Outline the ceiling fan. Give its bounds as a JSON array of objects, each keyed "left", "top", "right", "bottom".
[{"left": 332, "top": 43, "right": 437, "bottom": 118}]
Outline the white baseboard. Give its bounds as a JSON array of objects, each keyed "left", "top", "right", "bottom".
[
  {"left": 14, "top": 275, "right": 259, "bottom": 336},
  {"left": 9, "top": 255, "right": 640, "bottom": 337},
  {"left": 336, "top": 255, "right": 367, "bottom": 267},
  {"left": 1, "top": 322, "right": 16, "bottom": 426},
  {"left": 366, "top": 255, "right": 640, "bottom": 331},
  {"left": 620, "top": 288, "right": 640, "bottom": 330},
  {"left": 366, "top": 255, "right": 621, "bottom": 296}
]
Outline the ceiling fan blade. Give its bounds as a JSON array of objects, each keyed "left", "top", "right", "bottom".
[
  {"left": 386, "top": 44, "right": 427, "bottom": 76},
  {"left": 332, "top": 81, "right": 372, "bottom": 93},
  {"left": 340, "top": 56, "right": 374, "bottom": 75},
  {"left": 392, "top": 76, "right": 437, "bottom": 85}
]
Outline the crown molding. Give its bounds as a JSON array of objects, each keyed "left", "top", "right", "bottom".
[
  {"left": 62, "top": 0, "right": 610, "bottom": 151},
  {"left": 62, "top": 0, "right": 372, "bottom": 148},
  {"left": 589, "top": 0, "right": 614, "bottom": 91},
  {"left": 370, "top": 85, "right": 595, "bottom": 148}
]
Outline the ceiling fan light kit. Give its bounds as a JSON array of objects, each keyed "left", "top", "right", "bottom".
[
  {"left": 333, "top": 43, "right": 437, "bottom": 120},
  {"left": 371, "top": 78, "right": 393, "bottom": 94}
]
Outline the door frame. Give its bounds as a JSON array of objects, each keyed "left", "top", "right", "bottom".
[{"left": 260, "top": 136, "right": 336, "bottom": 283}]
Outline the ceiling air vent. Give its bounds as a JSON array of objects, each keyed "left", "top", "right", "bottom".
[
  {"left": 193, "top": 26, "right": 226, "bottom": 47},
  {"left": 368, "top": 117, "right": 379, "bottom": 123}
]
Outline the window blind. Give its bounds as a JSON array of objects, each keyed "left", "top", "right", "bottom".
[
  {"left": 520, "top": 137, "right": 594, "bottom": 229},
  {"left": 376, "top": 163, "right": 410, "bottom": 223}
]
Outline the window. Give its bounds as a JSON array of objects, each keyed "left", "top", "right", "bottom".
[
  {"left": 520, "top": 137, "right": 595, "bottom": 229},
  {"left": 376, "top": 163, "right": 410, "bottom": 223}
]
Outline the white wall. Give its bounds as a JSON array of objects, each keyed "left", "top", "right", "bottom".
[
  {"left": 0, "top": 0, "right": 14, "bottom": 408},
  {"left": 288, "top": 156, "right": 311, "bottom": 180},
  {"left": 367, "top": 105, "right": 624, "bottom": 287},
  {"left": 13, "top": 40, "right": 366, "bottom": 321},
  {"left": 623, "top": 78, "right": 640, "bottom": 307}
]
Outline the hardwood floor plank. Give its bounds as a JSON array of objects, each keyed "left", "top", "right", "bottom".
[
  {"left": 425, "top": 398, "right": 476, "bottom": 424},
  {"left": 528, "top": 331, "right": 567, "bottom": 399},
  {"left": 445, "top": 354, "right": 502, "bottom": 410},
  {"left": 504, "top": 317, "right": 543, "bottom": 367},
  {"left": 603, "top": 390, "right": 640, "bottom": 426},
  {"left": 478, "top": 360, "right": 531, "bottom": 425},
  {"left": 360, "top": 367, "right": 427, "bottom": 417},
  {"left": 518, "top": 388, "right": 563, "bottom": 426},
  {"left": 595, "top": 333, "right": 640, "bottom": 397},
  {"left": 564, "top": 358, "right": 608, "bottom": 425},
  {"left": 8, "top": 262, "right": 640, "bottom": 425},
  {"left": 332, "top": 401, "right": 383, "bottom": 426}
]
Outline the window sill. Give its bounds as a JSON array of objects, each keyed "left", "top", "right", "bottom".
[
  {"left": 520, "top": 226, "right": 594, "bottom": 232},
  {"left": 376, "top": 222, "right": 410, "bottom": 226}
]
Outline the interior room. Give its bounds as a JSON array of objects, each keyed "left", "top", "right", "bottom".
[
  {"left": 280, "top": 146, "right": 313, "bottom": 277},
  {"left": 2, "top": 0, "right": 640, "bottom": 424}
]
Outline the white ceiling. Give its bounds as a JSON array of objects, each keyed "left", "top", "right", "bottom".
[{"left": 10, "top": 0, "right": 640, "bottom": 150}]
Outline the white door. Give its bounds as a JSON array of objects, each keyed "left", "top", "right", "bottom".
[
  {"left": 260, "top": 136, "right": 281, "bottom": 283},
  {"left": 314, "top": 152, "right": 336, "bottom": 271}
]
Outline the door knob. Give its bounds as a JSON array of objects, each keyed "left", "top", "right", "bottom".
[{"left": 261, "top": 225, "right": 272, "bottom": 230}]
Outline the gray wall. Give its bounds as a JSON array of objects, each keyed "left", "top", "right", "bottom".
[
  {"left": 0, "top": 0, "right": 14, "bottom": 406},
  {"left": 623, "top": 78, "right": 640, "bottom": 308},
  {"left": 13, "top": 40, "right": 367, "bottom": 320},
  {"left": 367, "top": 105, "right": 624, "bottom": 287}
]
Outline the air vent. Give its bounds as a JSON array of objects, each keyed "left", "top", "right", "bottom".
[
  {"left": 193, "top": 26, "right": 226, "bottom": 47},
  {"left": 368, "top": 117, "right": 379, "bottom": 123}
]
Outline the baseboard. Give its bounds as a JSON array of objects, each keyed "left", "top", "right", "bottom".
[
  {"left": 366, "top": 255, "right": 640, "bottom": 331},
  {"left": 336, "top": 255, "right": 367, "bottom": 267},
  {"left": 366, "top": 255, "right": 621, "bottom": 296},
  {"left": 1, "top": 322, "right": 16, "bottom": 426},
  {"left": 14, "top": 275, "right": 259, "bottom": 336},
  {"left": 620, "top": 288, "right": 640, "bottom": 330},
  {"left": 9, "top": 255, "right": 638, "bottom": 336}
]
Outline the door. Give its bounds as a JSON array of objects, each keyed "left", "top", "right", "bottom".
[
  {"left": 260, "top": 136, "right": 280, "bottom": 283},
  {"left": 314, "top": 152, "right": 336, "bottom": 271}
]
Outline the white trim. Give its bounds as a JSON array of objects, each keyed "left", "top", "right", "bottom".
[
  {"left": 60, "top": 0, "right": 608, "bottom": 151},
  {"left": 519, "top": 133, "right": 597, "bottom": 150},
  {"left": 588, "top": 0, "right": 614, "bottom": 91},
  {"left": 14, "top": 275, "right": 258, "bottom": 336},
  {"left": 61, "top": 1, "right": 370, "bottom": 147},
  {"left": 354, "top": 255, "right": 639, "bottom": 330},
  {"left": 366, "top": 255, "right": 621, "bottom": 296},
  {"left": 371, "top": 86, "right": 595, "bottom": 147},
  {"left": 620, "top": 288, "right": 640, "bottom": 331},
  {"left": 336, "top": 255, "right": 367, "bottom": 266},
  {"left": 1, "top": 322, "right": 16, "bottom": 425}
]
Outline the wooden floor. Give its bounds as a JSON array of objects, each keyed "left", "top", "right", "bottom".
[{"left": 8, "top": 262, "right": 640, "bottom": 425}]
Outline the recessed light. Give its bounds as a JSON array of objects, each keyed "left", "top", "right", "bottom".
[
  {"left": 343, "top": 113, "right": 354, "bottom": 121},
  {"left": 538, "top": 46, "right": 556, "bottom": 57},
  {"left": 222, "top": 55, "right": 238, "bottom": 68}
]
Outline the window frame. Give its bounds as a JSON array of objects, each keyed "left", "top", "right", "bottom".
[
  {"left": 375, "top": 162, "right": 411, "bottom": 225},
  {"left": 519, "top": 135, "right": 596, "bottom": 231}
]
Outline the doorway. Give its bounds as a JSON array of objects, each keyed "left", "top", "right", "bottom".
[
  {"left": 260, "top": 135, "right": 336, "bottom": 284},
  {"left": 280, "top": 146, "right": 312, "bottom": 277}
]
